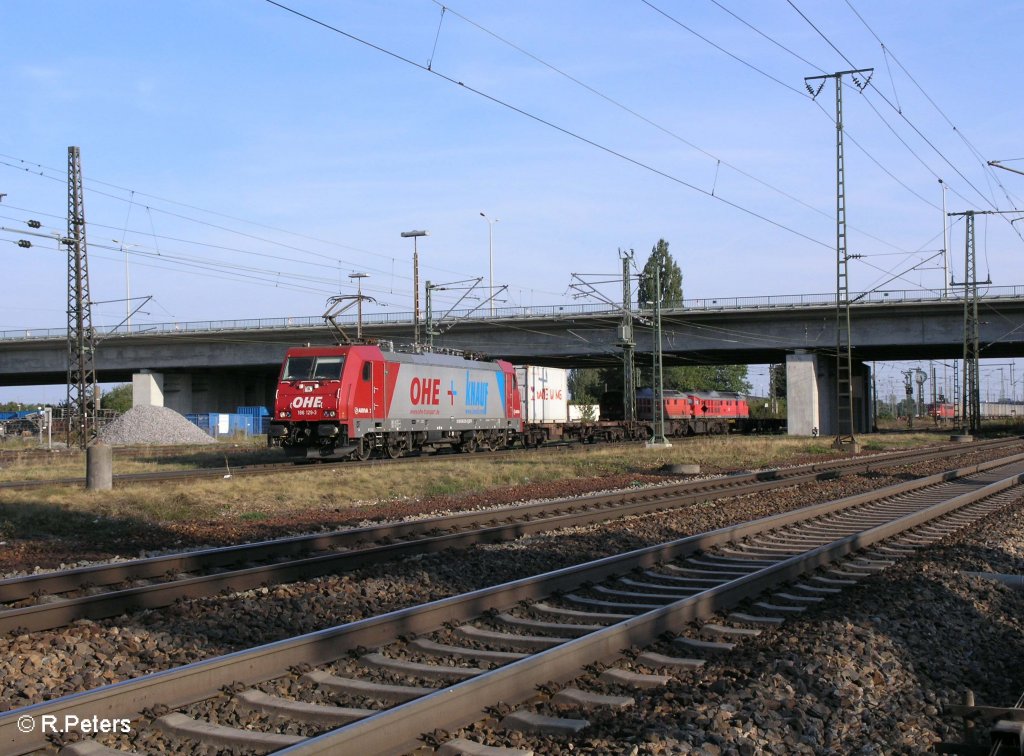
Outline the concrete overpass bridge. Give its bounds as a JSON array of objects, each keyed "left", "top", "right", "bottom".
[{"left": 3, "top": 286, "right": 1024, "bottom": 435}]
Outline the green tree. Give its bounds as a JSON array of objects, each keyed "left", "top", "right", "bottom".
[
  {"left": 567, "top": 368, "right": 606, "bottom": 403},
  {"left": 770, "top": 363, "right": 787, "bottom": 400},
  {"left": 637, "top": 239, "right": 683, "bottom": 309},
  {"left": 101, "top": 384, "right": 133, "bottom": 413},
  {"left": 662, "top": 364, "right": 751, "bottom": 394}
]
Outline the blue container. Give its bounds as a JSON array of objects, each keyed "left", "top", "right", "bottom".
[
  {"left": 228, "top": 414, "right": 256, "bottom": 436},
  {"left": 186, "top": 413, "right": 216, "bottom": 436},
  {"left": 235, "top": 406, "right": 269, "bottom": 417}
]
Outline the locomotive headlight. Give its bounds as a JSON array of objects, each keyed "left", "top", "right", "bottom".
[
  {"left": 324, "top": 410, "right": 336, "bottom": 418},
  {"left": 281, "top": 410, "right": 291, "bottom": 418}
]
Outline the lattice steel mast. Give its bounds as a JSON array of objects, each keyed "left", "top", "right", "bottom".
[
  {"left": 948, "top": 210, "right": 991, "bottom": 435},
  {"left": 805, "top": 68, "right": 873, "bottom": 449},
  {"left": 961, "top": 212, "right": 980, "bottom": 435},
  {"left": 66, "top": 146, "right": 98, "bottom": 448}
]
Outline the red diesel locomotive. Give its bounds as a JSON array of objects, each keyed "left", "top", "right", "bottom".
[
  {"left": 268, "top": 344, "right": 522, "bottom": 460},
  {"left": 634, "top": 388, "right": 750, "bottom": 435}
]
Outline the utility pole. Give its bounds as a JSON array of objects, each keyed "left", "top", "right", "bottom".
[
  {"left": 870, "top": 362, "right": 877, "bottom": 431},
  {"left": 424, "top": 281, "right": 434, "bottom": 350},
  {"left": 348, "top": 273, "right": 369, "bottom": 340},
  {"left": 957, "top": 211, "right": 982, "bottom": 434},
  {"left": 909, "top": 368, "right": 917, "bottom": 426},
  {"left": 647, "top": 265, "right": 670, "bottom": 448},
  {"left": 401, "top": 229, "right": 428, "bottom": 350},
  {"left": 65, "top": 146, "right": 98, "bottom": 449},
  {"left": 947, "top": 210, "right": 1018, "bottom": 434},
  {"left": 939, "top": 179, "right": 949, "bottom": 299},
  {"left": 618, "top": 249, "right": 636, "bottom": 423},
  {"left": 915, "top": 369, "right": 927, "bottom": 420},
  {"left": 805, "top": 68, "right": 873, "bottom": 451}
]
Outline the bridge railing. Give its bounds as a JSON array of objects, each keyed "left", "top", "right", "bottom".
[{"left": 3, "top": 285, "right": 1022, "bottom": 341}]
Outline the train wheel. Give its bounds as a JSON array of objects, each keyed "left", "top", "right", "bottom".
[
  {"left": 460, "top": 437, "right": 479, "bottom": 454},
  {"left": 384, "top": 437, "right": 403, "bottom": 459},
  {"left": 352, "top": 439, "right": 371, "bottom": 461}
]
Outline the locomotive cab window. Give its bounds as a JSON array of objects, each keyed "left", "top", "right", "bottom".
[
  {"left": 282, "top": 357, "right": 314, "bottom": 381},
  {"left": 282, "top": 356, "right": 344, "bottom": 381},
  {"left": 312, "top": 356, "right": 344, "bottom": 380},
  {"left": 362, "top": 363, "right": 372, "bottom": 381}
]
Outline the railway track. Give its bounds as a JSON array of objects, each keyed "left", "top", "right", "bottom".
[
  {"left": 0, "top": 438, "right": 1017, "bottom": 635},
  {"left": 3, "top": 449, "right": 1023, "bottom": 754}
]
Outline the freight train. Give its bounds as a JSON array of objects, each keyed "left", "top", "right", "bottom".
[
  {"left": 926, "top": 401, "right": 1022, "bottom": 421},
  {"left": 268, "top": 344, "right": 778, "bottom": 460}
]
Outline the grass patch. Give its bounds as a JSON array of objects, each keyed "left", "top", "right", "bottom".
[
  {"left": 0, "top": 432, "right": 952, "bottom": 540},
  {"left": 424, "top": 477, "right": 467, "bottom": 497}
]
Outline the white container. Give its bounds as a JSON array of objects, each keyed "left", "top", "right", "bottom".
[{"left": 516, "top": 366, "right": 569, "bottom": 423}]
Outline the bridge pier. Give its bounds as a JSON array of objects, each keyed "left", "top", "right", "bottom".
[
  {"left": 786, "top": 351, "right": 871, "bottom": 437},
  {"left": 131, "top": 370, "right": 276, "bottom": 415}
]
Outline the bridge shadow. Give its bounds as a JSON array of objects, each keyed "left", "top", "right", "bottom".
[
  {"left": 0, "top": 498, "right": 207, "bottom": 572},
  {"left": 110, "top": 443, "right": 282, "bottom": 470}
]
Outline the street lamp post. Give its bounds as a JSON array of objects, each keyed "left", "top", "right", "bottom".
[
  {"left": 480, "top": 212, "right": 498, "bottom": 316},
  {"left": 401, "top": 230, "right": 429, "bottom": 349},
  {"left": 348, "top": 272, "right": 368, "bottom": 340}
]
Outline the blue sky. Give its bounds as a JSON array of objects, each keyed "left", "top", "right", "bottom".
[{"left": 2, "top": 1, "right": 1023, "bottom": 402}]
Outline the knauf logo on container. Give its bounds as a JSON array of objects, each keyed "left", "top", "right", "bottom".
[{"left": 291, "top": 396, "right": 324, "bottom": 409}]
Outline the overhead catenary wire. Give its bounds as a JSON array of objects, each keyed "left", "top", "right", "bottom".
[
  {"left": 438, "top": 0, "right": 912, "bottom": 255},
  {"left": 648, "top": 0, "right": 948, "bottom": 217},
  {"left": 786, "top": 0, "right": 1013, "bottom": 219},
  {"left": 264, "top": 0, "right": 832, "bottom": 251},
  {"left": 0, "top": 155, "right": 571, "bottom": 304}
]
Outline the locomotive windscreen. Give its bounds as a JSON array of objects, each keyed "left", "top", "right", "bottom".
[{"left": 282, "top": 356, "right": 344, "bottom": 381}]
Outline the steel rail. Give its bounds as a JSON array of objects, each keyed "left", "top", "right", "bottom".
[
  {"left": 0, "top": 441, "right": 1018, "bottom": 634},
  {"left": 3, "top": 437, "right": 1011, "bottom": 596},
  {"left": 3, "top": 454, "right": 1023, "bottom": 755},
  {"left": 286, "top": 473, "right": 1024, "bottom": 755}
]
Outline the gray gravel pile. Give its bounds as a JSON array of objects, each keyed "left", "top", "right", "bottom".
[{"left": 98, "top": 405, "right": 217, "bottom": 446}]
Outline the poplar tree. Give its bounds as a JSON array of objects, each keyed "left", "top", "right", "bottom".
[{"left": 637, "top": 239, "right": 683, "bottom": 308}]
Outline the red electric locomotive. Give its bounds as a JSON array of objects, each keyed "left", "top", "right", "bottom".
[{"left": 268, "top": 344, "right": 522, "bottom": 460}]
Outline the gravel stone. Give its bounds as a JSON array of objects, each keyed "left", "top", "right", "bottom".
[
  {"left": 4, "top": 443, "right": 1024, "bottom": 755},
  {"left": 98, "top": 406, "right": 217, "bottom": 446}
]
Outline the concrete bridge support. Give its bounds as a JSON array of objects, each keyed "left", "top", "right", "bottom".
[
  {"left": 786, "top": 350, "right": 871, "bottom": 436},
  {"left": 131, "top": 370, "right": 277, "bottom": 414}
]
